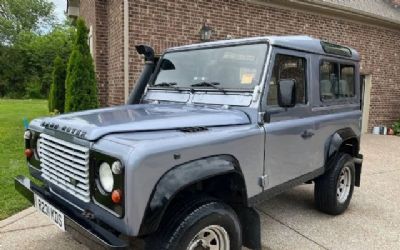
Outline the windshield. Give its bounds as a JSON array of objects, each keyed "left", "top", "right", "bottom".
[{"left": 153, "top": 43, "right": 268, "bottom": 90}]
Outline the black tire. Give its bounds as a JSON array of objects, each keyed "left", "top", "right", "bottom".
[
  {"left": 145, "top": 198, "right": 242, "bottom": 250},
  {"left": 314, "top": 153, "right": 355, "bottom": 215}
]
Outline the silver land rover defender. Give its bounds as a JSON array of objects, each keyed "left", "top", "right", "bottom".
[{"left": 16, "top": 36, "right": 363, "bottom": 250}]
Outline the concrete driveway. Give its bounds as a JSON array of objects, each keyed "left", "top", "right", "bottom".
[{"left": 1, "top": 134, "right": 399, "bottom": 250}]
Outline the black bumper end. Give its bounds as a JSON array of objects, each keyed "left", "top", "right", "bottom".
[{"left": 14, "top": 175, "right": 128, "bottom": 249}]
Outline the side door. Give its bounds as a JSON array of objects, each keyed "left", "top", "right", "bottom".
[{"left": 262, "top": 49, "right": 320, "bottom": 188}]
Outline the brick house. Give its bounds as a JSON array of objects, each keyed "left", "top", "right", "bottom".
[{"left": 67, "top": 0, "right": 400, "bottom": 132}]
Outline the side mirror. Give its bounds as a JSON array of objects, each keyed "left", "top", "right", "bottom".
[{"left": 278, "top": 79, "right": 296, "bottom": 108}]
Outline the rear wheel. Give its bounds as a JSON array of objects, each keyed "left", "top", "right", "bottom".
[
  {"left": 314, "top": 153, "right": 355, "bottom": 215},
  {"left": 145, "top": 198, "right": 242, "bottom": 250}
]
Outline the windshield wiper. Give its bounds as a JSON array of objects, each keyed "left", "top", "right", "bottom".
[
  {"left": 154, "top": 82, "right": 177, "bottom": 87},
  {"left": 190, "top": 81, "right": 225, "bottom": 93},
  {"left": 153, "top": 82, "right": 180, "bottom": 91}
]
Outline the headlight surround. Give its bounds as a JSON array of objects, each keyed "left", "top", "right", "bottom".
[
  {"left": 99, "top": 162, "right": 114, "bottom": 193},
  {"left": 36, "top": 137, "right": 42, "bottom": 158},
  {"left": 91, "top": 150, "right": 125, "bottom": 217},
  {"left": 25, "top": 130, "right": 41, "bottom": 168}
]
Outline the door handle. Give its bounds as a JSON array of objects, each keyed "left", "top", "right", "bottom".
[{"left": 301, "top": 130, "right": 314, "bottom": 139}]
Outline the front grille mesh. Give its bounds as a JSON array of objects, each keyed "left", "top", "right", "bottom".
[{"left": 38, "top": 133, "right": 90, "bottom": 202}]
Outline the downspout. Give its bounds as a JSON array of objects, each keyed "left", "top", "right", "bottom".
[{"left": 123, "top": 0, "right": 129, "bottom": 102}]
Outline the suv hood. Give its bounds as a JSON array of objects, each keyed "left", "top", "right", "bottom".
[{"left": 38, "top": 104, "right": 250, "bottom": 141}]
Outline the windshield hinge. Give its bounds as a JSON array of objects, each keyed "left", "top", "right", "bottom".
[
  {"left": 187, "top": 91, "right": 194, "bottom": 104},
  {"left": 252, "top": 85, "right": 261, "bottom": 102},
  {"left": 258, "top": 175, "right": 268, "bottom": 188}
]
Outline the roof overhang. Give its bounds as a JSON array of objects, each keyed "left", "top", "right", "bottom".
[{"left": 251, "top": 0, "right": 400, "bottom": 31}]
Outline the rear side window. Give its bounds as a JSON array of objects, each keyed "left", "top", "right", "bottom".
[
  {"left": 320, "top": 61, "right": 355, "bottom": 101},
  {"left": 267, "top": 54, "right": 307, "bottom": 106}
]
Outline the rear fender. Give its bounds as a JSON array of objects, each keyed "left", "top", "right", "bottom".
[
  {"left": 327, "top": 128, "right": 356, "bottom": 154},
  {"left": 325, "top": 128, "right": 362, "bottom": 186}
]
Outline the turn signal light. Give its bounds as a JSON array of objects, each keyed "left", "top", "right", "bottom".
[
  {"left": 24, "top": 149, "right": 33, "bottom": 158},
  {"left": 111, "top": 189, "right": 122, "bottom": 204}
]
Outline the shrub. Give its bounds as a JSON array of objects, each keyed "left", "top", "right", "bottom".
[
  {"left": 48, "top": 83, "right": 54, "bottom": 111},
  {"left": 65, "top": 18, "right": 98, "bottom": 112},
  {"left": 48, "top": 56, "right": 66, "bottom": 113},
  {"left": 25, "top": 79, "right": 43, "bottom": 99},
  {"left": 393, "top": 121, "right": 400, "bottom": 135}
]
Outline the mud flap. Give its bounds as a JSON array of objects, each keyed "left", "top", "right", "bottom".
[
  {"left": 234, "top": 206, "right": 261, "bottom": 250},
  {"left": 354, "top": 154, "right": 363, "bottom": 187}
]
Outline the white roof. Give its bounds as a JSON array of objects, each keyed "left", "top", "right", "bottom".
[{"left": 165, "top": 35, "right": 359, "bottom": 61}]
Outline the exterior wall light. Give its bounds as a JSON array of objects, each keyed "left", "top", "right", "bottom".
[
  {"left": 66, "top": 0, "right": 80, "bottom": 19},
  {"left": 199, "top": 22, "right": 213, "bottom": 42}
]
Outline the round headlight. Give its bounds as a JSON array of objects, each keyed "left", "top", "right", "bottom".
[
  {"left": 111, "top": 161, "right": 123, "bottom": 175},
  {"left": 99, "top": 162, "right": 114, "bottom": 192}
]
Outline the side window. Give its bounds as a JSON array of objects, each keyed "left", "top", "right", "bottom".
[
  {"left": 320, "top": 61, "right": 355, "bottom": 101},
  {"left": 340, "top": 65, "right": 355, "bottom": 97},
  {"left": 320, "top": 61, "right": 338, "bottom": 100},
  {"left": 267, "top": 54, "right": 306, "bottom": 106}
]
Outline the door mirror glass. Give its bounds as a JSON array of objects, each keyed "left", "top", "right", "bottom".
[{"left": 278, "top": 79, "right": 296, "bottom": 108}]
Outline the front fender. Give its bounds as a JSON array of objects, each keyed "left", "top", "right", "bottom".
[{"left": 138, "top": 154, "right": 244, "bottom": 235}]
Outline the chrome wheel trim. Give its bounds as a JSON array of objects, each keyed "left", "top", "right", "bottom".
[
  {"left": 187, "top": 225, "right": 230, "bottom": 250},
  {"left": 337, "top": 166, "right": 351, "bottom": 203}
]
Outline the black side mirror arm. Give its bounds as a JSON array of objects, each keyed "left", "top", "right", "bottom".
[{"left": 263, "top": 112, "right": 271, "bottom": 123}]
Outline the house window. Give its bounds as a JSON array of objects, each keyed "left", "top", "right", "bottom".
[
  {"left": 320, "top": 61, "right": 355, "bottom": 101},
  {"left": 88, "top": 25, "right": 93, "bottom": 56},
  {"left": 267, "top": 54, "right": 307, "bottom": 106}
]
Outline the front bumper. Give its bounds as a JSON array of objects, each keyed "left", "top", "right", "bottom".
[{"left": 14, "top": 175, "right": 128, "bottom": 249}]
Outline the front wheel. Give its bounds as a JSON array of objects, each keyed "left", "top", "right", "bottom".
[
  {"left": 187, "top": 224, "right": 231, "bottom": 250},
  {"left": 145, "top": 199, "right": 242, "bottom": 250},
  {"left": 314, "top": 153, "right": 355, "bottom": 215}
]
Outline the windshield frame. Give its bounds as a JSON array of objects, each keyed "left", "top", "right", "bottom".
[{"left": 149, "top": 42, "right": 270, "bottom": 93}]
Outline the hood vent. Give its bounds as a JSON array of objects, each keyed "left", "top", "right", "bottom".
[{"left": 178, "top": 127, "right": 208, "bottom": 133}]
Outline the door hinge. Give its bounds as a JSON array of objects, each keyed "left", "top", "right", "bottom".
[
  {"left": 258, "top": 175, "right": 268, "bottom": 188},
  {"left": 257, "top": 112, "right": 265, "bottom": 125}
]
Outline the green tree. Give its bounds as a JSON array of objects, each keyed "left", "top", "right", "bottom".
[
  {"left": 65, "top": 18, "right": 98, "bottom": 112},
  {"left": 0, "top": 0, "right": 69, "bottom": 98},
  {"left": 0, "top": 25, "right": 73, "bottom": 98},
  {"left": 49, "top": 56, "right": 66, "bottom": 112},
  {"left": 0, "top": 0, "right": 54, "bottom": 45}
]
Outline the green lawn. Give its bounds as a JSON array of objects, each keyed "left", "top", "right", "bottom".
[{"left": 0, "top": 99, "right": 48, "bottom": 220}]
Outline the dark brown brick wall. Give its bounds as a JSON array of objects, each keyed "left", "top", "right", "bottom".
[
  {"left": 81, "top": 0, "right": 400, "bottom": 131},
  {"left": 94, "top": 0, "right": 109, "bottom": 106},
  {"left": 391, "top": 0, "right": 400, "bottom": 6},
  {"left": 106, "top": 0, "right": 124, "bottom": 106}
]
